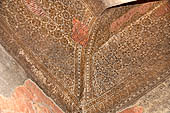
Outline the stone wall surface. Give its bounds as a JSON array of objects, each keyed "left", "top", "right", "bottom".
[
  {"left": 0, "top": 79, "right": 64, "bottom": 113},
  {"left": 0, "top": 44, "right": 27, "bottom": 97}
]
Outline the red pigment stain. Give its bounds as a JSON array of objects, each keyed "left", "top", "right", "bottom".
[
  {"left": 72, "top": 18, "right": 89, "bottom": 47},
  {"left": 118, "top": 106, "right": 144, "bottom": 113},
  {"left": 0, "top": 79, "right": 64, "bottom": 113},
  {"left": 24, "top": 0, "right": 46, "bottom": 16},
  {"left": 110, "top": 2, "right": 154, "bottom": 32}
]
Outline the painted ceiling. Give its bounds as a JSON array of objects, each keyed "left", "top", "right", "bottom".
[{"left": 0, "top": 0, "right": 170, "bottom": 112}]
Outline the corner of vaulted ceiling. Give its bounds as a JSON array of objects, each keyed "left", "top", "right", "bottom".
[
  {"left": 82, "top": 0, "right": 137, "bottom": 16},
  {"left": 102, "top": 0, "right": 137, "bottom": 7}
]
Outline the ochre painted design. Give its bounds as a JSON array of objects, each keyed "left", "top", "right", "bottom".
[
  {"left": 0, "top": 79, "right": 64, "bottom": 113},
  {"left": 151, "top": 1, "right": 170, "bottom": 18},
  {"left": 110, "top": 2, "right": 153, "bottom": 32},
  {"left": 0, "top": 0, "right": 170, "bottom": 113},
  {"left": 72, "top": 18, "right": 89, "bottom": 47},
  {"left": 119, "top": 106, "right": 143, "bottom": 113},
  {"left": 24, "top": 0, "right": 46, "bottom": 16}
]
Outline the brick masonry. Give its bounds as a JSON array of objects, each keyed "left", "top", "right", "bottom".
[{"left": 0, "top": 79, "right": 64, "bottom": 113}]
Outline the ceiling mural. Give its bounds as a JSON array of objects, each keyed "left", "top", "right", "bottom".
[{"left": 0, "top": 0, "right": 170, "bottom": 113}]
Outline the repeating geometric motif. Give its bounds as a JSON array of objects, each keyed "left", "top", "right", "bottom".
[{"left": 0, "top": 0, "right": 169, "bottom": 113}]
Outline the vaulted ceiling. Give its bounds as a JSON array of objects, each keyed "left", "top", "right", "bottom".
[{"left": 0, "top": 0, "right": 170, "bottom": 112}]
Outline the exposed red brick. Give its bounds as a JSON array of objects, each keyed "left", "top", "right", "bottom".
[
  {"left": 72, "top": 18, "right": 89, "bottom": 47},
  {"left": 118, "top": 106, "right": 143, "bottom": 113},
  {"left": 24, "top": 0, "right": 46, "bottom": 16},
  {"left": 0, "top": 79, "right": 64, "bottom": 113},
  {"left": 110, "top": 2, "right": 154, "bottom": 32}
]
